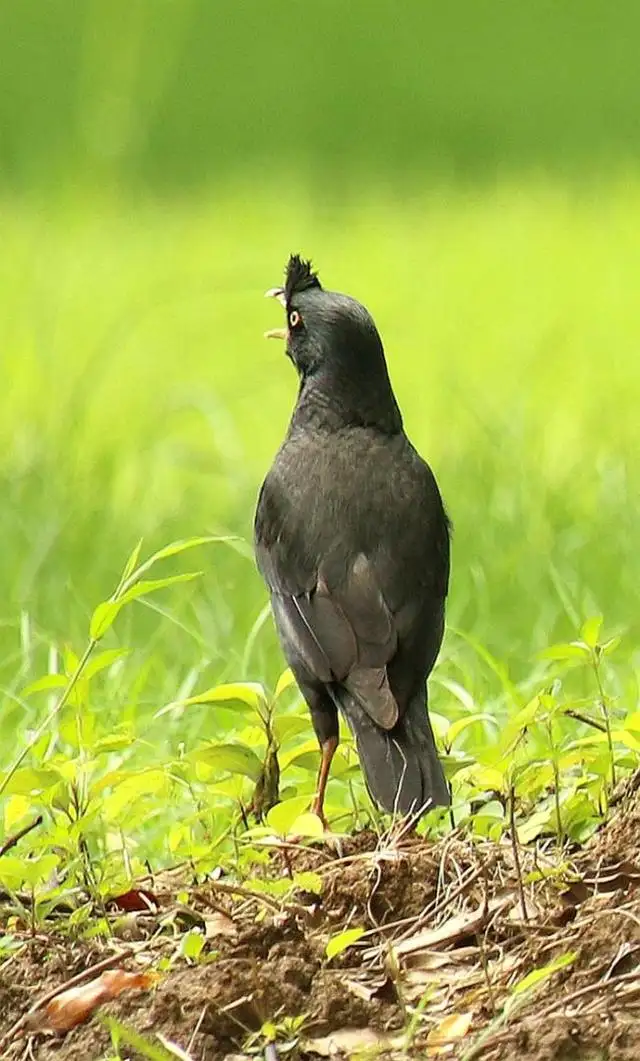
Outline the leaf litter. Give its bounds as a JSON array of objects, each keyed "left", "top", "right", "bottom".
[{"left": 4, "top": 777, "right": 640, "bottom": 1060}]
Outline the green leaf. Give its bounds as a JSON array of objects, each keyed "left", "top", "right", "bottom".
[
  {"left": 102, "top": 1017, "right": 176, "bottom": 1061},
  {"left": 508, "top": 696, "right": 543, "bottom": 731},
  {"left": 180, "top": 928, "right": 205, "bottom": 961},
  {"left": 511, "top": 951, "right": 577, "bottom": 997},
  {"left": 118, "top": 572, "right": 202, "bottom": 606},
  {"left": 601, "top": 636, "right": 621, "bottom": 657},
  {"left": 541, "top": 642, "right": 590, "bottom": 661},
  {"left": 62, "top": 644, "right": 79, "bottom": 674},
  {"left": 284, "top": 751, "right": 320, "bottom": 772},
  {"left": 120, "top": 535, "right": 240, "bottom": 595},
  {"left": 429, "top": 712, "right": 451, "bottom": 740},
  {"left": 20, "top": 674, "right": 68, "bottom": 697},
  {"left": 84, "top": 648, "right": 129, "bottom": 681},
  {"left": 140, "top": 535, "right": 231, "bottom": 570},
  {"left": 191, "top": 743, "right": 263, "bottom": 781},
  {"left": 293, "top": 871, "right": 323, "bottom": 893},
  {"left": 103, "top": 768, "right": 167, "bottom": 817},
  {"left": 280, "top": 738, "right": 321, "bottom": 770},
  {"left": 517, "top": 808, "right": 553, "bottom": 844},
  {"left": 612, "top": 729, "right": 640, "bottom": 752},
  {"left": 93, "top": 733, "right": 134, "bottom": 754},
  {"left": 326, "top": 927, "right": 365, "bottom": 960},
  {"left": 120, "top": 538, "right": 144, "bottom": 584},
  {"left": 455, "top": 764, "right": 505, "bottom": 791},
  {"left": 266, "top": 796, "right": 313, "bottom": 836},
  {"left": 289, "top": 812, "right": 325, "bottom": 838},
  {"left": 91, "top": 573, "right": 201, "bottom": 639},
  {"left": 0, "top": 853, "right": 59, "bottom": 889},
  {"left": 447, "top": 713, "right": 497, "bottom": 746},
  {"left": 158, "top": 681, "right": 267, "bottom": 719},
  {"left": 0, "top": 766, "right": 61, "bottom": 795},
  {"left": 436, "top": 678, "right": 476, "bottom": 712},
  {"left": 273, "top": 715, "right": 311, "bottom": 744},
  {"left": 90, "top": 599, "right": 124, "bottom": 641},
  {"left": 580, "top": 616, "right": 603, "bottom": 648},
  {"left": 274, "top": 668, "right": 296, "bottom": 699}
]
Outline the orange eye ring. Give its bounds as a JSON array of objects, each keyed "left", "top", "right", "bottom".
[{"left": 289, "top": 309, "right": 301, "bottom": 328}]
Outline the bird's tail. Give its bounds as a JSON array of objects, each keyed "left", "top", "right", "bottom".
[{"left": 333, "top": 687, "right": 450, "bottom": 817}]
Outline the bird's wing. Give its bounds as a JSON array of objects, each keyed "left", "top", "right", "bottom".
[{"left": 256, "top": 511, "right": 400, "bottom": 730}]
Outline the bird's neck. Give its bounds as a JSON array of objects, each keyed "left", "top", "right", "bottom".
[{"left": 289, "top": 366, "right": 403, "bottom": 435}]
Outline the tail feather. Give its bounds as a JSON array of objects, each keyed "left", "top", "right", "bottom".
[{"left": 334, "top": 688, "right": 449, "bottom": 816}]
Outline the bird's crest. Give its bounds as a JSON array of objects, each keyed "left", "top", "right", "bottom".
[{"left": 285, "top": 254, "right": 321, "bottom": 303}]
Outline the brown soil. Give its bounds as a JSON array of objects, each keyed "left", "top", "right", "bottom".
[{"left": 2, "top": 791, "right": 640, "bottom": 1061}]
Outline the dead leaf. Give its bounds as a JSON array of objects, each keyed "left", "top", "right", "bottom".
[
  {"left": 46, "top": 969, "right": 157, "bottom": 1031},
  {"left": 304, "top": 1028, "right": 404, "bottom": 1056},
  {"left": 107, "top": 887, "right": 159, "bottom": 913},
  {"left": 391, "top": 896, "right": 511, "bottom": 959},
  {"left": 404, "top": 945, "right": 479, "bottom": 971},
  {"left": 426, "top": 1012, "right": 473, "bottom": 1056},
  {"left": 205, "top": 911, "right": 237, "bottom": 939},
  {"left": 403, "top": 964, "right": 481, "bottom": 1003},
  {"left": 344, "top": 975, "right": 393, "bottom": 1003}
]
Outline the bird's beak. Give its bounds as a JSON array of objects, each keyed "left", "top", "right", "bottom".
[{"left": 264, "top": 286, "right": 288, "bottom": 340}]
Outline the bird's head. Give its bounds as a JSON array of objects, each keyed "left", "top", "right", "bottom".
[{"left": 265, "top": 254, "right": 387, "bottom": 381}]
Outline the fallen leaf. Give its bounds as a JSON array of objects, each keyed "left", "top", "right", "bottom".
[
  {"left": 204, "top": 911, "right": 237, "bottom": 939},
  {"left": 404, "top": 945, "right": 479, "bottom": 971},
  {"left": 426, "top": 1012, "right": 473, "bottom": 1055},
  {"left": 344, "top": 975, "right": 393, "bottom": 1002},
  {"left": 403, "top": 964, "right": 481, "bottom": 1003},
  {"left": 304, "top": 1028, "right": 404, "bottom": 1056},
  {"left": 46, "top": 969, "right": 157, "bottom": 1031},
  {"left": 107, "top": 887, "right": 159, "bottom": 913},
  {"left": 390, "top": 896, "right": 511, "bottom": 959}
]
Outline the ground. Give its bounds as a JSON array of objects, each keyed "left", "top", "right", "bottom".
[{"left": 3, "top": 780, "right": 640, "bottom": 1061}]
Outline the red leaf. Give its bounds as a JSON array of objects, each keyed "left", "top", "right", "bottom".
[{"left": 46, "top": 969, "right": 156, "bottom": 1031}]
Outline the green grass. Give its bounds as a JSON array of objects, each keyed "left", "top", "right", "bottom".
[{"left": 1, "top": 175, "right": 639, "bottom": 870}]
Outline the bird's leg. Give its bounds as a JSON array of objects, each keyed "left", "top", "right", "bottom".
[{"left": 310, "top": 735, "right": 339, "bottom": 826}]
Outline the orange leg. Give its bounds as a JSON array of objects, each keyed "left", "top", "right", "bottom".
[{"left": 310, "top": 736, "right": 339, "bottom": 826}]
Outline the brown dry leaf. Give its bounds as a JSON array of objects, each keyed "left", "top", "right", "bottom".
[
  {"left": 404, "top": 945, "right": 479, "bottom": 971},
  {"left": 344, "top": 976, "right": 389, "bottom": 1003},
  {"left": 507, "top": 894, "right": 544, "bottom": 922},
  {"left": 426, "top": 1012, "right": 473, "bottom": 1056},
  {"left": 393, "top": 895, "right": 511, "bottom": 958},
  {"left": 403, "top": 962, "right": 482, "bottom": 1003},
  {"left": 46, "top": 968, "right": 157, "bottom": 1031},
  {"left": 107, "top": 887, "right": 159, "bottom": 913},
  {"left": 204, "top": 911, "right": 237, "bottom": 939},
  {"left": 304, "top": 1028, "right": 404, "bottom": 1056}
]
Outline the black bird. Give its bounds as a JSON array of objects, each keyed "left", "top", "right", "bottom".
[{"left": 254, "top": 255, "right": 451, "bottom": 824}]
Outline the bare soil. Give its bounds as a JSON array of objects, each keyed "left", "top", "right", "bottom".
[{"left": 3, "top": 782, "right": 640, "bottom": 1061}]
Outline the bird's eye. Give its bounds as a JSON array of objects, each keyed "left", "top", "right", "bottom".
[{"left": 289, "top": 309, "right": 301, "bottom": 328}]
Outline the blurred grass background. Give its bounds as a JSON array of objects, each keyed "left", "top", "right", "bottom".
[{"left": 1, "top": 1, "right": 639, "bottom": 766}]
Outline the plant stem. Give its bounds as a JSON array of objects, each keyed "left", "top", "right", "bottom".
[
  {"left": 0, "top": 639, "right": 98, "bottom": 798},
  {"left": 508, "top": 783, "right": 528, "bottom": 923},
  {"left": 591, "top": 648, "right": 616, "bottom": 790}
]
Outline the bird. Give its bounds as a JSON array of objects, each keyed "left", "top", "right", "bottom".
[{"left": 254, "top": 254, "right": 451, "bottom": 825}]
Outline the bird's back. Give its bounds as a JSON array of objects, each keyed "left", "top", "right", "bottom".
[{"left": 256, "top": 424, "right": 449, "bottom": 608}]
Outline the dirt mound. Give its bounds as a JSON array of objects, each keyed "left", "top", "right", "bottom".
[{"left": 3, "top": 798, "right": 640, "bottom": 1061}]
